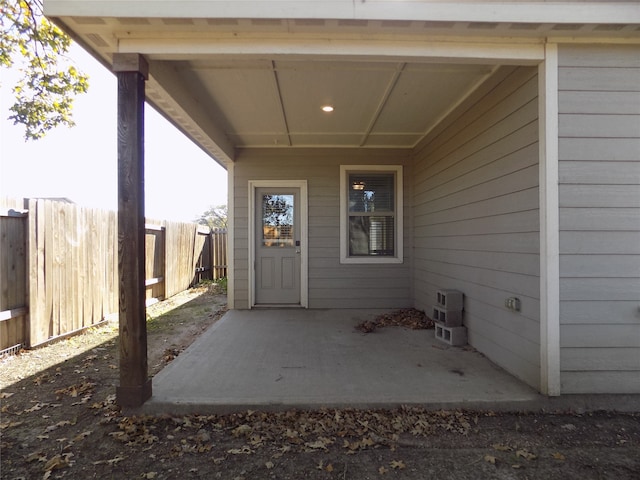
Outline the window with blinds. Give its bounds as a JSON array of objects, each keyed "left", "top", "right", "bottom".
[
  {"left": 340, "top": 165, "right": 403, "bottom": 264},
  {"left": 348, "top": 173, "right": 395, "bottom": 256}
]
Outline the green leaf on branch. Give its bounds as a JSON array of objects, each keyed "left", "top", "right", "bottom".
[{"left": 0, "top": 0, "right": 89, "bottom": 140}]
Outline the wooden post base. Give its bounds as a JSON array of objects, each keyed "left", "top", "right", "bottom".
[{"left": 116, "top": 379, "right": 152, "bottom": 408}]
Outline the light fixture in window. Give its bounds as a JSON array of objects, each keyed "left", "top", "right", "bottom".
[
  {"left": 352, "top": 181, "right": 365, "bottom": 190},
  {"left": 321, "top": 105, "right": 334, "bottom": 113}
]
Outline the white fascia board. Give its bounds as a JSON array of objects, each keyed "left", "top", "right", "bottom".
[
  {"left": 119, "top": 37, "right": 545, "bottom": 64},
  {"left": 44, "top": 1, "right": 355, "bottom": 18},
  {"left": 45, "top": 1, "right": 640, "bottom": 24},
  {"left": 353, "top": 2, "right": 640, "bottom": 24}
]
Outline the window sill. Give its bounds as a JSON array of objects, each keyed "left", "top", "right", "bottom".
[{"left": 340, "top": 256, "right": 404, "bottom": 265}]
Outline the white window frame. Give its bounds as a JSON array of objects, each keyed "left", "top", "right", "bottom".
[{"left": 340, "top": 165, "right": 403, "bottom": 264}]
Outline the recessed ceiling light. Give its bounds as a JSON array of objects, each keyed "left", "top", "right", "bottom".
[{"left": 321, "top": 105, "right": 334, "bottom": 113}]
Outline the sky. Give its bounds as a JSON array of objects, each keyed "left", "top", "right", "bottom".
[{"left": 0, "top": 44, "right": 228, "bottom": 223}]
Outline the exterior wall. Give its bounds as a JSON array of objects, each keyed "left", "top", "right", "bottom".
[
  {"left": 232, "top": 148, "right": 412, "bottom": 309},
  {"left": 557, "top": 44, "right": 640, "bottom": 394},
  {"left": 412, "top": 66, "right": 541, "bottom": 389}
]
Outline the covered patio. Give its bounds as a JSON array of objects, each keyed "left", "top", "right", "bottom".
[
  {"left": 142, "top": 309, "right": 541, "bottom": 415},
  {"left": 44, "top": 1, "right": 640, "bottom": 406}
]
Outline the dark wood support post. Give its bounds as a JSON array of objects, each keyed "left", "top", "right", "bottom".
[{"left": 113, "top": 53, "right": 151, "bottom": 407}]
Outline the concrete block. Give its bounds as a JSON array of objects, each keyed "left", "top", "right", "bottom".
[
  {"left": 432, "top": 305, "right": 462, "bottom": 327},
  {"left": 436, "top": 289, "right": 464, "bottom": 310},
  {"left": 435, "top": 324, "right": 467, "bottom": 346}
]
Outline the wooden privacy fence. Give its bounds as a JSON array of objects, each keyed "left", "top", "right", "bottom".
[{"left": 0, "top": 198, "right": 227, "bottom": 353}]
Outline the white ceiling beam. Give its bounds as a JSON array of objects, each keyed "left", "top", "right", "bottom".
[
  {"left": 270, "top": 61, "right": 293, "bottom": 147},
  {"left": 119, "top": 37, "right": 545, "bottom": 64},
  {"left": 360, "top": 62, "right": 406, "bottom": 147}
]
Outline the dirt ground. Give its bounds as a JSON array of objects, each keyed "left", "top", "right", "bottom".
[{"left": 1, "top": 286, "right": 639, "bottom": 480}]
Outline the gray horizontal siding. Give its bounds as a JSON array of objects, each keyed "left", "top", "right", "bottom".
[
  {"left": 561, "top": 301, "right": 640, "bottom": 325},
  {"left": 560, "top": 208, "right": 640, "bottom": 231},
  {"left": 559, "top": 114, "right": 640, "bottom": 138},
  {"left": 232, "top": 148, "right": 412, "bottom": 309},
  {"left": 561, "top": 324, "right": 640, "bottom": 348},
  {"left": 560, "top": 231, "right": 640, "bottom": 255},
  {"left": 411, "top": 66, "right": 541, "bottom": 389},
  {"left": 562, "top": 372, "right": 640, "bottom": 395},
  {"left": 421, "top": 232, "right": 540, "bottom": 254},
  {"left": 560, "top": 185, "right": 640, "bottom": 207},
  {"left": 560, "top": 139, "right": 640, "bottom": 163},
  {"left": 558, "top": 44, "right": 640, "bottom": 394},
  {"left": 558, "top": 68, "right": 640, "bottom": 91},
  {"left": 560, "top": 255, "right": 640, "bottom": 278},
  {"left": 561, "top": 348, "right": 640, "bottom": 371},
  {"left": 560, "top": 278, "right": 639, "bottom": 301},
  {"left": 559, "top": 91, "right": 640, "bottom": 115}
]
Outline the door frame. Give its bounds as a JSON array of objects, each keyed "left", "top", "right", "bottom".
[{"left": 248, "top": 180, "right": 308, "bottom": 308}]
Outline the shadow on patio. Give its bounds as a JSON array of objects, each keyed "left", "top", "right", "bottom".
[{"left": 141, "top": 309, "right": 542, "bottom": 415}]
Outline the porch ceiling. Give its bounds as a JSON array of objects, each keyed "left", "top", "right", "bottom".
[
  {"left": 164, "top": 58, "right": 494, "bottom": 150},
  {"left": 45, "top": 3, "right": 640, "bottom": 168}
]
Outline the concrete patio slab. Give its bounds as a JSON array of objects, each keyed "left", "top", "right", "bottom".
[{"left": 142, "top": 309, "right": 547, "bottom": 415}]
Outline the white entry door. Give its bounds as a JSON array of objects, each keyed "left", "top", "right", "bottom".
[{"left": 254, "top": 187, "right": 301, "bottom": 305}]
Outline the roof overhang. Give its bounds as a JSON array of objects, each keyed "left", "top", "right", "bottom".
[{"left": 44, "top": 1, "right": 640, "bottom": 168}]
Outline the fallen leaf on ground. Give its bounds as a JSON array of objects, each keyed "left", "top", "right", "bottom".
[
  {"left": 26, "top": 451, "right": 47, "bottom": 463},
  {"left": 492, "top": 443, "right": 511, "bottom": 451},
  {"left": 551, "top": 452, "right": 566, "bottom": 461},
  {"left": 44, "top": 453, "right": 72, "bottom": 471},
  {"left": 305, "top": 438, "right": 331, "bottom": 450},
  {"left": 44, "top": 420, "right": 71, "bottom": 433},
  {"left": 516, "top": 449, "right": 537, "bottom": 461},
  {"left": 25, "top": 403, "right": 47, "bottom": 413},
  {"left": 232, "top": 424, "right": 252, "bottom": 437},
  {"left": 93, "top": 455, "right": 125, "bottom": 466},
  {"left": 227, "top": 447, "right": 254, "bottom": 455},
  {"left": 0, "top": 421, "right": 24, "bottom": 429},
  {"left": 390, "top": 460, "right": 406, "bottom": 470},
  {"left": 72, "top": 431, "right": 92, "bottom": 442},
  {"left": 361, "top": 436, "right": 375, "bottom": 447},
  {"left": 484, "top": 455, "right": 497, "bottom": 465}
]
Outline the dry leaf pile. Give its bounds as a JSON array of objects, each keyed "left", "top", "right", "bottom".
[
  {"left": 2, "top": 396, "right": 475, "bottom": 479},
  {"left": 356, "top": 308, "right": 434, "bottom": 333},
  {"left": 110, "top": 406, "right": 473, "bottom": 453}
]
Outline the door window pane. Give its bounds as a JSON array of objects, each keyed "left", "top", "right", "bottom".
[{"left": 262, "top": 194, "right": 294, "bottom": 247}]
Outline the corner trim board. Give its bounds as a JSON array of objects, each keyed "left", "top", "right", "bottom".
[{"left": 538, "top": 43, "right": 561, "bottom": 397}]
